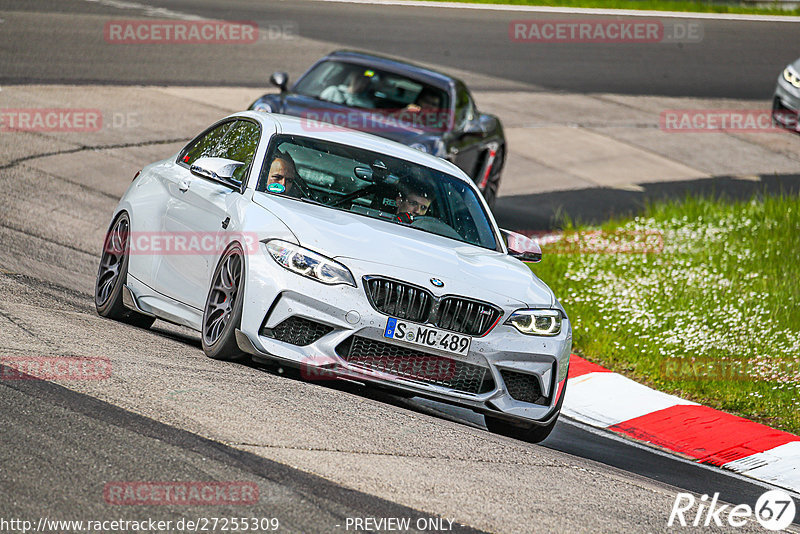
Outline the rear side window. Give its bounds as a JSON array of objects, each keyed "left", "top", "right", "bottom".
[
  {"left": 178, "top": 120, "right": 261, "bottom": 184},
  {"left": 215, "top": 120, "right": 261, "bottom": 184},
  {"left": 180, "top": 121, "right": 232, "bottom": 165},
  {"left": 454, "top": 85, "right": 476, "bottom": 129},
  {"left": 215, "top": 121, "right": 260, "bottom": 166}
]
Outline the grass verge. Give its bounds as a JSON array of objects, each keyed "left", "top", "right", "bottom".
[
  {"left": 421, "top": 0, "right": 800, "bottom": 17},
  {"left": 531, "top": 193, "right": 800, "bottom": 434}
]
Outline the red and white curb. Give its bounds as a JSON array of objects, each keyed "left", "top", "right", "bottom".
[{"left": 562, "top": 355, "right": 800, "bottom": 493}]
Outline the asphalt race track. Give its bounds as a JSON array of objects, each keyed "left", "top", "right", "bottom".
[
  {"left": 1, "top": 1, "right": 799, "bottom": 532},
  {"left": 2, "top": 0, "right": 799, "bottom": 97}
]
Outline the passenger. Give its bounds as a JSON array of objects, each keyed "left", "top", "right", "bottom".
[{"left": 320, "top": 71, "right": 375, "bottom": 108}]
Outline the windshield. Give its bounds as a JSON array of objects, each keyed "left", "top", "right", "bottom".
[
  {"left": 293, "top": 61, "right": 451, "bottom": 133},
  {"left": 257, "top": 135, "right": 498, "bottom": 250}
]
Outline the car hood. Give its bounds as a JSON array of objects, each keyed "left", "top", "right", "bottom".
[{"left": 252, "top": 192, "right": 554, "bottom": 308}]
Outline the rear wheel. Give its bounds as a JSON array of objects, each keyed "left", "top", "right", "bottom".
[
  {"left": 95, "top": 212, "right": 155, "bottom": 328},
  {"left": 201, "top": 243, "right": 248, "bottom": 361}
]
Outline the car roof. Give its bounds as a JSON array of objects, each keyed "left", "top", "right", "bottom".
[
  {"left": 236, "top": 110, "right": 473, "bottom": 184},
  {"left": 321, "top": 50, "right": 458, "bottom": 91}
]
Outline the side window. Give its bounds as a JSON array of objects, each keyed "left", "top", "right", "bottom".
[
  {"left": 455, "top": 87, "right": 475, "bottom": 129},
  {"left": 214, "top": 120, "right": 261, "bottom": 183},
  {"left": 180, "top": 122, "right": 232, "bottom": 166}
]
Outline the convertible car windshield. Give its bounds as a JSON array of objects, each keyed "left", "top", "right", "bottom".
[
  {"left": 257, "top": 135, "right": 498, "bottom": 250},
  {"left": 293, "top": 61, "right": 451, "bottom": 131}
]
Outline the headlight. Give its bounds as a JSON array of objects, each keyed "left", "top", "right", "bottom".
[
  {"left": 506, "top": 309, "right": 562, "bottom": 336},
  {"left": 409, "top": 142, "right": 429, "bottom": 153},
  {"left": 265, "top": 240, "right": 355, "bottom": 286},
  {"left": 783, "top": 67, "right": 800, "bottom": 89},
  {"left": 253, "top": 102, "right": 273, "bottom": 113}
]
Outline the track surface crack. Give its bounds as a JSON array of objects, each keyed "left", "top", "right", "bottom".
[
  {"left": 230, "top": 442, "right": 566, "bottom": 467},
  {"left": 0, "top": 137, "right": 187, "bottom": 171}
]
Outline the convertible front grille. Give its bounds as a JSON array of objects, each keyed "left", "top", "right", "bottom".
[
  {"left": 260, "top": 316, "right": 333, "bottom": 346},
  {"left": 335, "top": 336, "right": 495, "bottom": 395},
  {"left": 363, "top": 276, "right": 502, "bottom": 336},
  {"left": 500, "top": 370, "right": 548, "bottom": 405}
]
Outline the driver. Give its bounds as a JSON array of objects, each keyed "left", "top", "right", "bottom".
[
  {"left": 395, "top": 174, "right": 434, "bottom": 223},
  {"left": 265, "top": 151, "right": 299, "bottom": 196}
]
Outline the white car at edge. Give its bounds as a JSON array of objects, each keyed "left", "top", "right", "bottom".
[{"left": 95, "top": 111, "right": 572, "bottom": 442}]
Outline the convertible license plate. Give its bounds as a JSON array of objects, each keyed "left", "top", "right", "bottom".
[{"left": 383, "top": 318, "right": 471, "bottom": 356}]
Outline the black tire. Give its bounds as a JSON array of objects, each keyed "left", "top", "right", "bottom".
[
  {"left": 95, "top": 212, "right": 155, "bottom": 329},
  {"left": 485, "top": 379, "right": 568, "bottom": 444},
  {"left": 201, "top": 243, "right": 248, "bottom": 361},
  {"left": 481, "top": 147, "right": 504, "bottom": 211}
]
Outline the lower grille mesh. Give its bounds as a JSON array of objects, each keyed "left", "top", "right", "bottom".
[
  {"left": 261, "top": 316, "right": 333, "bottom": 346},
  {"left": 500, "top": 370, "right": 548, "bottom": 405},
  {"left": 336, "top": 336, "right": 494, "bottom": 395}
]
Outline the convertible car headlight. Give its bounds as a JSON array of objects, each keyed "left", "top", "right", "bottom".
[
  {"left": 784, "top": 67, "right": 800, "bottom": 89},
  {"left": 253, "top": 102, "right": 274, "bottom": 113},
  {"left": 506, "top": 309, "right": 562, "bottom": 336},
  {"left": 265, "top": 240, "right": 355, "bottom": 286}
]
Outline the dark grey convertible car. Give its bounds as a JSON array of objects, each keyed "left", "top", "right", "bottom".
[{"left": 249, "top": 50, "right": 506, "bottom": 208}]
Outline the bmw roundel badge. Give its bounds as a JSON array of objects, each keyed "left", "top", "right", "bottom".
[{"left": 430, "top": 278, "right": 444, "bottom": 288}]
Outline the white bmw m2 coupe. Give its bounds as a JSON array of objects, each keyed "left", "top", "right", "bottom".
[{"left": 95, "top": 111, "right": 571, "bottom": 442}]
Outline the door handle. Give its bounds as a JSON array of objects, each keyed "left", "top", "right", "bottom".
[{"left": 178, "top": 179, "right": 190, "bottom": 192}]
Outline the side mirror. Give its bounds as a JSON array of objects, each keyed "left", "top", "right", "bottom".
[
  {"left": 463, "top": 115, "right": 494, "bottom": 137},
  {"left": 270, "top": 71, "right": 289, "bottom": 93},
  {"left": 462, "top": 118, "right": 484, "bottom": 136},
  {"left": 500, "top": 229, "right": 542, "bottom": 263},
  {"left": 190, "top": 157, "right": 245, "bottom": 189}
]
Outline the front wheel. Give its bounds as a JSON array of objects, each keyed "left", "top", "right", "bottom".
[
  {"left": 481, "top": 147, "right": 504, "bottom": 210},
  {"left": 201, "top": 243, "right": 248, "bottom": 361},
  {"left": 485, "top": 412, "right": 559, "bottom": 444},
  {"left": 95, "top": 212, "right": 155, "bottom": 328},
  {"left": 485, "top": 379, "right": 567, "bottom": 443}
]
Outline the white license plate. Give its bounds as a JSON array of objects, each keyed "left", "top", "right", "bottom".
[{"left": 383, "top": 318, "right": 471, "bottom": 356}]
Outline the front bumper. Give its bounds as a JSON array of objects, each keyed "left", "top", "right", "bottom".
[
  {"left": 238, "top": 248, "right": 572, "bottom": 426},
  {"left": 773, "top": 76, "right": 800, "bottom": 132}
]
